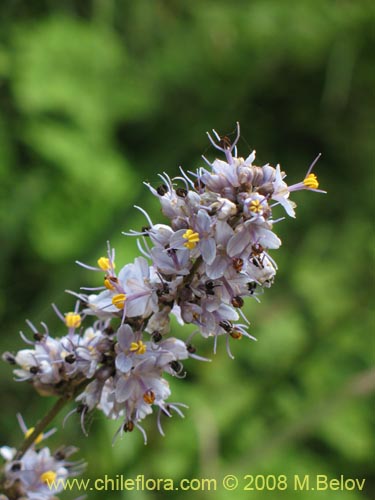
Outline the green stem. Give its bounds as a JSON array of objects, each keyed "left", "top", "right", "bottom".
[
  {"left": 14, "top": 376, "right": 92, "bottom": 460},
  {"left": 15, "top": 395, "right": 71, "bottom": 460}
]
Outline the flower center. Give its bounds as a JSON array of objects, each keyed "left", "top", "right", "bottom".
[
  {"left": 40, "top": 470, "right": 57, "bottom": 485},
  {"left": 97, "top": 257, "right": 114, "bottom": 271},
  {"left": 182, "top": 229, "right": 200, "bottom": 249},
  {"left": 249, "top": 199, "right": 262, "bottom": 214},
  {"left": 143, "top": 390, "right": 155, "bottom": 404},
  {"left": 112, "top": 293, "right": 127, "bottom": 309},
  {"left": 129, "top": 340, "right": 146, "bottom": 355},
  {"left": 104, "top": 275, "right": 118, "bottom": 290},
  {"left": 303, "top": 173, "right": 319, "bottom": 189},
  {"left": 64, "top": 312, "right": 81, "bottom": 328},
  {"left": 230, "top": 330, "right": 242, "bottom": 340}
]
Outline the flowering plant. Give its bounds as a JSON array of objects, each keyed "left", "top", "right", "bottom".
[{"left": 1, "top": 123, "right": 324, "bottom": 499}]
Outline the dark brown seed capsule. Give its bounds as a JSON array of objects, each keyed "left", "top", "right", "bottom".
[
  {"left": 176, "top": 187, "right": 188, "bottom": 198},
  {"left": 54, "top": 450, "right": 66, "bottom": 461},
  {"left": 143, "top": 390, "right": 155, "bottom": 404},
  {"left": 231, "top": 296, "right": 244, "bottom": 308},
  {"left": 247, "top": 282, "right": 257, "bottom": 294},
  {"left": 232, "top": 257, "right": 244, "bottom": 272},
  {"left": 152, "top": 331, "right": 162, "bottom": 343},
  {"left": 187, "top": 343, "right": 196, "bottom": 354},
  {"left": 251, "top": 243, "right": 264, "bottom": 256},
  {"left": 64, "top": 354, "right": 76, "bottom": 364},
  {"left": 219, "top": 320, "right": 233, "bottom": 333},
  {"left": 103, "top": 326, "right": 114, "bottom": 335},
  {"left": 33, "top": 333, "right": 44, "bottom": 341},
  {"left": 194, "top": 178, "right": 205, "bottom": 191},
  {"left": 170, "top": 360, "right": 183, "bottom": 373},
  {"left": 157, "top": 184, "right": 168, "bottom": 196},
  {"left": 29, "top": 366, "right": 40, "bottom": 374},
  {"left": 230, "top": 330, "right": 242, "bottom": 339},
  {"left": 205, "top": 280, "right": 216, "bottom": 295},
  {"left": 123, "top": 421, "right": 134, "bottom": 432}
]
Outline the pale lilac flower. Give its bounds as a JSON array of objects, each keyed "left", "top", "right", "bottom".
[
  {"left": 150, "top": 246, "right": 191, "bottom": 276},
  {"left": 4, "top": 319, "right": 114, "bottom": 396},
  {"left": 226, "top": 220, "right": 281, "bottom": 258},
  {"left": 1, "top": 446, "right": 84, "bottom": 500},
  {"left": 0, "top": 418, "right": 85, "bottom": 500},
  {"left": 118, "top": 257, "right": 159, "bottom": 317},
  {"left": 2, "top": 122, "right": 324, "bottom": 449}
]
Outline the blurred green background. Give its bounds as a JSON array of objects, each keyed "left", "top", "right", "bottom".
[{"left": 0, "top": 1, "right": 374, "bottom": 499}]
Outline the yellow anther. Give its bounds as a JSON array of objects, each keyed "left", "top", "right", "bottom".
[
  {"left": 143, "top": 390, "right": 155, "bottom": 405},
  {"left": 64, "top": 312, "right": 81, "bottom": 329},
  {"left": 104, "top": 275, "right": 118, "bottom": 290},
  {"left": 104, "top": 278, "right": 114, "bottom": 290},
  {"left": 97, "top": 257, "right": 115, "bottom": 271},
  {"left": 182, "top": 229, "right": 200, "bottom": 250},
  {"left": 24, "top": 427, "right": 44, "bottom": 445},
  {"left": 112, "top": 293, "right": 127, "bottom": 309},
  {"left": 230, "top": 330, "right": 242, "bottom": 340},
  {"left": 249, "top": 199, "right": 262, "bottom": 213},
  {"left": 129, "top": 341, "right": 147, "bottom": 355},
  {"left": 303, "top": 173, "right": 319, "bottom": 189},
  {"left": 40, "top": 470, "right": 57, "bottom": 485}
]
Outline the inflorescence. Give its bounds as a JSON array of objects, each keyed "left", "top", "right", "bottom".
[
  {"left": 0, "top": 415, "right": 85, "bottom": 500},
  {"left": 1, "top": 123, "right": 324, "bottom": 499}
]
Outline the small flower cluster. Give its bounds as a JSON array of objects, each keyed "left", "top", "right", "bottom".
[
  {"left": 3, "top": 316, "right": 115, "bottom": 398},
  {"left": 0, "top": 416, "right": 85, "bottom": 500},
  {"left": 3, "top": 123, "right": 324, "bottom": 448}
]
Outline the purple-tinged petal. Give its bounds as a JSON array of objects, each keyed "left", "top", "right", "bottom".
[
  {"left": 115, "top": 353, "right": 132, "bottom": 373},
  {"left": 244, "top": 150, "right": 256, "bottom": 166},
  {"left": 215, "top": 221, "right": 234, "bottom": 246},
  {"left": 227, "top": 229, "right": 251, "bottom": 257},
  {"left": 206, "top": 255, "right": 228, "bottom": 279},
  {"left": 117, "top": 324, "right": 133, "bottom": 350},
  {"left": 115, "top": 377, "right": 133, "bottom": 403},
  {"left": 196, "top": 209, "right": 211, "bottom": 233},
  {"left": 201, "top": 238, "right": 216, "bottom": 265},
  {"left": 255, "top": 228, "right": 281, "bottom": 249}
]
